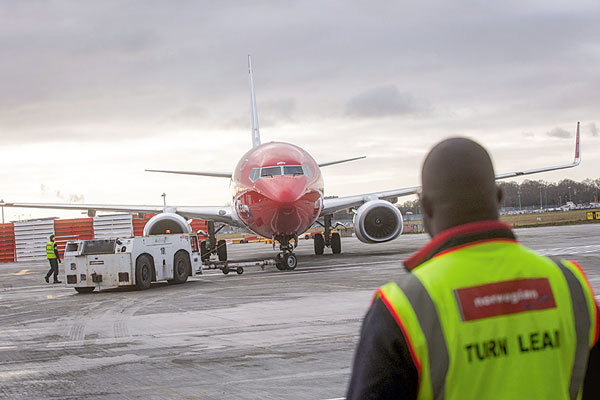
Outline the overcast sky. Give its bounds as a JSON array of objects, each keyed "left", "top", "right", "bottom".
[{"left": 1, "top": 0, "right": 599, "bottom": 221}]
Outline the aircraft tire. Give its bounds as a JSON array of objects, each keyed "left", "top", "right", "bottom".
[
  {"left": 275, "top": 254, "right": 286, "bottom": 270},
  {"left": 135, "top": 254, "right": 153, "bottom": 290},
  {"left": 314, "top": 234, "right": 325, "bottom": 255},
  {"left": 331, "top": 232, "right": 341, "bottom": 254},
  {"left": 217, "top": 240, "right": 227, "bottom": 261},
  {"left": 284, "top": 253, "right": 297, "bottom": 270},
  {"left": 200, "top": 240, "right": 210, "bottom": 261}
]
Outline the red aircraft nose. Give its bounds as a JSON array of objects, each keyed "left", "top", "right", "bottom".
[{"left": 255, "top": 176, "right": 308, "bottom": 205}]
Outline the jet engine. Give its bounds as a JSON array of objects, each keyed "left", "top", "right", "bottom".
[
  {"left": 142, "top": 213, "right": 192, "bottom": 236},
  {"left": 353, "top": 200, "right": 403, "bottom": 244}
]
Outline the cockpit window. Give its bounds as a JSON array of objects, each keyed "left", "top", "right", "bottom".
[
  {"left": 283, "top": 165, "right": 304, "bottom": 176},
  {"left": 250, "top": 165, "right": 311, "bottom": 182},
  {"left": 261, "top": 166, "right": 282, "bottom": 177},
  {"left": 301, "top": 165, "right": 313, "bottom": 178},
  {"left": 249, "top": 168, "right": 260, "bottom": 182}
]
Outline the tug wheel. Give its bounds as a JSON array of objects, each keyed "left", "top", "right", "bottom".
[{"left": 75, "top": 287, "right": 94, "bottom": 294}]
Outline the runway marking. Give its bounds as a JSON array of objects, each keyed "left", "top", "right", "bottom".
[
  {"left": 46, "top": 294, "right": 66, "bottom": 300},
  {"left": 0, "top": 285, "right": 73, "bottom": 293},
  {"left": 6, "top": 269, "right": 35, "bottom": 276}
]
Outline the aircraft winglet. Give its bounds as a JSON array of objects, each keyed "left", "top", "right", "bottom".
[{"left": 574, "top": 121, "right": 580, "bottom": 165}]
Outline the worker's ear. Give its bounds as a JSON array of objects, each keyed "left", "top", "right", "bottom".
[
  {"left": 420, "top": 193, "right": 433, "bottom": 219},
  {"left": 496, "top": 185, "right": 503, "bottom": 205},
  {"left": 420, "top": 193, "right": 434, "bottom": 237}
]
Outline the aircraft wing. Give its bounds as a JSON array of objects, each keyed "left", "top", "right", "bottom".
[
  {"left": 145, "top": 169, "right": 232, "bottom": 178},
  {"left": 318, "top": 156, "right": 366, "bottom": 167},
  {"left": 322, "top": 122, "right": 581, "bottom": 215},
  {"left": 495, "top": 121, "right": 580, "bottom": 179},
  {"left": 321, "top": 187, "right": 420, "bottom": 215},
  {"left": 0, "top": 202, "right": 240, "bottom": 226}
]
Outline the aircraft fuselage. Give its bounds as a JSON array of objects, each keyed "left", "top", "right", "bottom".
[{"left": 231, "top": 142, "right": 324, "bottom": 239}]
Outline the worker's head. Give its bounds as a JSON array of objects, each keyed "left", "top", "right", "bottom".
[
  {"left": 49, "top": 234, "right": 55, "bottom": 242},
  {"left": 420, "top": 137, "right": 502, "bottom": 237}
]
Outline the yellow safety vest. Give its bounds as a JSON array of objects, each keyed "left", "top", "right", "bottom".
[
  {"left": 46, "top": 241, "right": 57, "bottom": 259},
  {"left": 378, "top": 238, "right": 598, "bottom": 399}
]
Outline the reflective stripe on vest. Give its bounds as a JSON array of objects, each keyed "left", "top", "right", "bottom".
[
  {"left": 46, "top": 242, "right": 56, "bottom": 259},
  {"left": 401, "top": 274, "right": 449, "bottom": 400},
  {"left": 552, "top": 258, "right": 591, "bottom": 400},
  {"left": 379, "top": 241, "right": 597, "bottom": 400}
]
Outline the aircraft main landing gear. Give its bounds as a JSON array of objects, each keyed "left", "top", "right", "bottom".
[
  {"left": 313, "top": 214, "right": 342, "bottom": 255},
  {"left": 200, "top": 221, "right": 228, "bottom": 262}
]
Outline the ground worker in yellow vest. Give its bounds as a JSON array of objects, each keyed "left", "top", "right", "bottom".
[
  {"left": 45, "top": 234, "right": 62, "bottom": 284},
  {"left": 347, "top": 138, "right": 599, "bottom": 399}
]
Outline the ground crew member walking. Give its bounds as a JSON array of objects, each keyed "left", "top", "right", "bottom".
[
  {"left": 347, "top": 138, "right": 599, "bottom": 399},
  {"left": 45, "top": 234, "right": 62, "bottom": 284}
]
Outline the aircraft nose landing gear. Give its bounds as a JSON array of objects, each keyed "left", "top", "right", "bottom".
[{"left": 274, "top": 235, "right": 298, "bottom": 271}]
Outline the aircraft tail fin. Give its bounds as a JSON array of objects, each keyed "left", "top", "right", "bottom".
[{"left": 248, "top": 55, "right": 261, "bottom": 148}]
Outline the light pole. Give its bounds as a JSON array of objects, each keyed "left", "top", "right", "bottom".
[
  {"left": 568, "top": 186, "right": 572, "bottom": 203},
  {"left": 539, "top": 186, "right": 543, "bottom": 210},
  {"left": 518, "top": 190, "right": 521, "bottom": 211},
  {"left": 161, "top": 193, "right": 166, "bottom": 206}
]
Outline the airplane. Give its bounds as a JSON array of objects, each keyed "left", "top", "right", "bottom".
[{"left": 1, "top": 56, "right": 582, "bottom": 271}]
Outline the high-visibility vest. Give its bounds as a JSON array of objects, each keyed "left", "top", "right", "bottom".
[
  {"left": 377, "top": 240, "right": 598, "bottom": 400},
  {"left": 46, "top": 241, "right": 57, "bottom": 259}
]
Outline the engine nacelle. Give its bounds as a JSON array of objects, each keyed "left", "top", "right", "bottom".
[
  {"left": 353, "top": 200, "right": 403, "bottom": 244},
  {"left": 142, "top": 213, "right": 192, "bottom": 236}
]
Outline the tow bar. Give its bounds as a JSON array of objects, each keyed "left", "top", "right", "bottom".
[{"left": 203, "top": 259, "right": 277, "bottom": 275}]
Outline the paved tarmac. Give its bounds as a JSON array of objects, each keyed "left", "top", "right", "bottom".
[{"left": 0, "top": 224, "right": 598, "bottom": 399}]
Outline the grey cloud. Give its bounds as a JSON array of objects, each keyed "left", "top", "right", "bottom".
[
  {"left": 588, "top": 123, "right": 598, "bottom": 137},
  {"left": 162, "top": 105, "right": 209, "bottom": 127},
  {"left": 40, "top": 184, "right": 85, "bottom": 203},
  {"left": 522, "top": 132, "right": 534, "bottom": 137},
  {"left": 547, "top": 128, "right": 571, "bottom": 138},
  {"left": 345, "top": 85, "right": 426, "bottom": 118},
  {"left": 0, "top": 0, "right": 599, "bottom": 151},
  {"left": 259, "top": 98, "right": 297, "bottom": 127}
]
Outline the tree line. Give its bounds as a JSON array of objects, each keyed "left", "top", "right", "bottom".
[{"left": 397, "top": 178, "right": 600, "bottom": 214}]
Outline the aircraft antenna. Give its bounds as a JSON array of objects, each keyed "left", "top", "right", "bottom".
[{"left": 248, "top": 55, "right": 261, "bottom": 148}]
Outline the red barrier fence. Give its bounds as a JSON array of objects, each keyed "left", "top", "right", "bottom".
[
  {"left": 1, "top": 216, "right": 208, "bottom": 262},
  {"left": 54, "top": 218, "right": 94, "bottom": 257},
  {"left": 0, "top": 223, "right": 15, "bottom": 263},
  {"left": 132, "top": 214, "right": 156, "bottom": 237}
]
